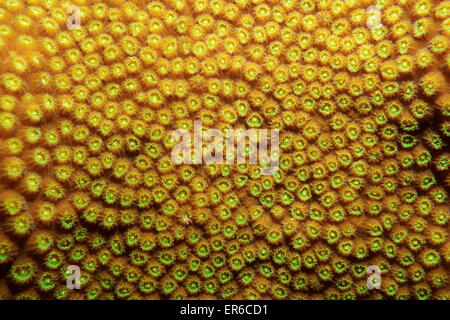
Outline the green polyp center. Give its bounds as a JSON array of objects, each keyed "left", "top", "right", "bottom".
[
  {"left": 13, "top": 265, "right": 33, "bottom": 281},
  {"left": 15, "top": 217, "right": 31, "bottom": 233}
]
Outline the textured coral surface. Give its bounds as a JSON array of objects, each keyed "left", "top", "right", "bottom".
[{"left": 0, "top": 0, "right": 449, "bottom": 300}]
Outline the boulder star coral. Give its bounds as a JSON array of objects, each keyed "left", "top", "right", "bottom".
[{"left": 0, "top": 0, "right": 449, "bottom": 300}]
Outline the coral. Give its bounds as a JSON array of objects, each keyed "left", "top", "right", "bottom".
[{"left": 0, "top": 0, "right": 449, "bottom": 301}]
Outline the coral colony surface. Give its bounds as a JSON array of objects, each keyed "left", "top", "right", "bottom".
[{"left": 0, "top": 0, "right": 449, "bottom": 300}]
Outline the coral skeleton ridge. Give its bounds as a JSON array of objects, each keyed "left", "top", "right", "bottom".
[{"left": 0, "top": 0, "right": 449, "bottom": 300}]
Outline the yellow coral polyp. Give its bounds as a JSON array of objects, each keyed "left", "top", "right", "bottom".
[{"left": 0, "top": 0, "right": 448, "bottom": 301}]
